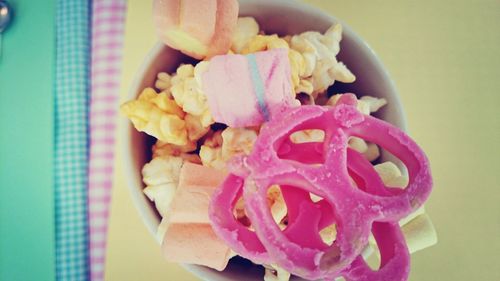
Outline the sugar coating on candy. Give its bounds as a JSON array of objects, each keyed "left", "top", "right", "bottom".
[{"left": 209, "top": 95, "right": 432, "bottom": 280}]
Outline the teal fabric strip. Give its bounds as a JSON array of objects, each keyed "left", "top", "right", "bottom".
[
  {"left": 246, "top": 54, "right": 270, "bottom": 121},
  {"left": 0, "top": 1, "right": 56, "bottom": 280},
  {"left": 54, "top": 0, "right": 91, "bottom": 280}
]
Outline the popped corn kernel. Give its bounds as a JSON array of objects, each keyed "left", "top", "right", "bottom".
[
  {"left": 221, "top": 127, "right": 258, "bottom": 160},
  {"left": 289, "top": 129, "right": 325, "bottom": 143},
  {"left": 199, "top": 130, "right": 225, "bottom": 170},
  {"left": 199, "top": 145, "right": 225, "bottom": 170},
  {"left": 155, "top": 72, "right": 172, "bottom": 93},
  {"left": 121, "top": 88, "right": 188, "bottom": 145},
  {"left": 327, "top": 94, "right": 385, "bottom": 115},
  {"left": 142, "top": 155, "right": 184, "bottom": 217},
  {"left": 374, "top": 161, "right": 409, "bottom": 188},
  {"left": 267, "top": 185, "right": 287, "bottom": 227},
  {"left": 231, "top": 17, "right": 260, "bottom": 53},
  {"left": 185, "top": 114, "right": 210, "bottom": 141},
  {"left": 360, "top": 96, "right": 387, "bottom": 113},
  {"left": 319, "top": 224, "right": 337, "bottom": 246},
  {"left": 240, "top": 34, "right": 289, "bottom": 54},
  {"left": 290, "top": 24, "right": 355, "bottom": 96},
  {"left": 171, "top": 63, "right": 214, "bottom": 127},
  {"left": 364, "top": 142, "right": 380, "bottom": 162},
  {"left": 348, "top": 137, "right": 368, "bottom": 153}
]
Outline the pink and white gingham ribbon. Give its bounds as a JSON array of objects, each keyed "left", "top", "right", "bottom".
[{"left": 89, "top": 1, "right": 127, "bottom": 280}]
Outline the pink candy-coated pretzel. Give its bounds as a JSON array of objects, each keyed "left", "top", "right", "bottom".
[{"left": 209, "top": 94, "right": 431, "bottom": 280}]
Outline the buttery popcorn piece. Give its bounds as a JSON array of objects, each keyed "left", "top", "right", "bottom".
[
  {"left": 171, "top": 63, "right": 214, "bottom": 127},
  {"left": 231, "top": 17, "right": 260, "bottom": 53},
  {"left": 121, "top": 88, "right": 188, "bottom": 145},
  {"left": 374, "top": 161, "right": 409, "bottom": 188},
  {"left": 142, "top": 155, "right": 184, "bottom": 217},
  {"left": 155, "top": 72, "right": 172, "bottom": 94},
  {"left": 290, "top": 24, "right": 355, "bottom": 96},
  {"left": 221, "top": 127, "right": 258, "bottom": 160}
]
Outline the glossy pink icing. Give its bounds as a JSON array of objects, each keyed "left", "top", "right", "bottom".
[{"left": 209, "top": 94, "right": 432, "bottom": 280}]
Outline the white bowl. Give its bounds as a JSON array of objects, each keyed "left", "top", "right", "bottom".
[{"left": 123, "top": 0, "right": 407, "bottom": 280}]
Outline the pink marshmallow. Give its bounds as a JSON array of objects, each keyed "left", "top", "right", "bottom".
[{"left": 202, "top": 48, "right": 299, "bottom": 127}]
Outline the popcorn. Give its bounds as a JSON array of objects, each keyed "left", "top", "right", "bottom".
[
  {"left": 289, "top": 129, "right": 324, "bottom": 143},
  {"left": 360, "top": 96, "right": 387, "bottom": 113},
  {"left": 267, "top": 185, "right": 287, "bottom": 227},
  {"left": 199, "top": 145, "right": 225, "bottom": 170},
  {"left": 364, "top": 142, "right": 380, "bottom": 162},
  {"left": 319, "top": 224, "right": 337, "bottom": 246},
  {"left": 142, "top": 155, "right": 184, "bottom": 217},
  {"left": 231, "top": 17, "right": 260, "bottom": 53},
  {"left": 348, "top": 137, "right": 368, "bottom": 153},
  {"left": 171, "top": 63, "right": 214, "bottom": 127},
  {"left": 327, "top": 94, "right": 386, "bottom": 115},
  {"left": 185, "top": 113, "right": 210, "bottom": 141},
  {"left": 240, "top": 34, "right": 289, "bottom": 54},
  {"left": 200, "top": 128, "right": 259, "bottom": 170},
  {"left": 290, "top": 24, "right": 355, "bottom": 96},
  {"left": 199, "top": 131, "right": 225, "bottom": 170},
  {"left": 374, "top": 161, "right": 409, "bottom": 188},
  {"left": 155, "top": 72, "right": 172, "bottom": 94},
  {"left": 221, "top": 127, "right": 258, "bottom": 160},
  {"left": 121, "top": 88, "right": 188, "bottom": 145}
]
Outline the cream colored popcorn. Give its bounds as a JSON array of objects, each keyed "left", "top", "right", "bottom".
[
  {"left": 199, "top": 145, "right": 225, "bottom": 170},
  {"left": 142, "top": 155, "right": 184, "bottom": 217},
  {"left": 199, "top": 131, "right": 225, "bottom": 170},
  {"left": 348, "top": 137, "right": 369, "bottom": 153},
  {"left": 185, "top": 113, "right": 210, "bottom": 142},
  {"left": 121, "top": 88, "right": 188, "bottom": 145},
  {"left": 200, "top": 128, "right": 259, "bottom": 170},
  {"left": 360, "top": 96, "right": 387, "bottom": 113},
  {"left": 319, "top": 224, "right": 337, "bottom": 245},
  {"left": 221, "top": 127, "right": 258, "bottom": 160},
  {"left": 231, "top": 17, "right": 260, "bottom": 53},
  {"left": 267, "top": 185, "right": 287, "bottom": 227},
  {"left": 155, "top": 72, "right": 172, "bottom": 94},
  {"left": 240, "top": 34, "right": 289, "bottom": 54},
  {"left": 374, "top": 161, "right": 409, "bottom": 188},
  {"left": 171, "top": 63, "right": 214, "bottom": 127},
  {"left": 327, "top": 94, "right": 386, "bottom": 115},
  {"left": 290, "top": 24, "right": 355, "bottom": 96},
  {"left": 364, "top": 142, "right": 380, "bottom": 162},
  {"left": 289, "top": 129, "right": 325, "bottom": 143}
]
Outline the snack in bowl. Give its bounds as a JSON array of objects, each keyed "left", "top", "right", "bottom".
[{"left": 122, "top": 1, "right": 437, "bottom": 280}]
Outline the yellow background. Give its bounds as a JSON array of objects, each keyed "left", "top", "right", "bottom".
[{"left": 105, "top": 0, "right": 500, "bottom": 280}]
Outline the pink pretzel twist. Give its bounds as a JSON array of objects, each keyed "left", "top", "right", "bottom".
[{"left": 209, "top": 94, "right": 432, "bottom": 280}]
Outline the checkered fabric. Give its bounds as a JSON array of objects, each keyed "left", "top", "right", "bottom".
[
  {"left": 54, "top": 0, "right": 91, "bottom": 280},
  {"left": 88, "top": 1, "right": 127, "bottom": 280}
]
